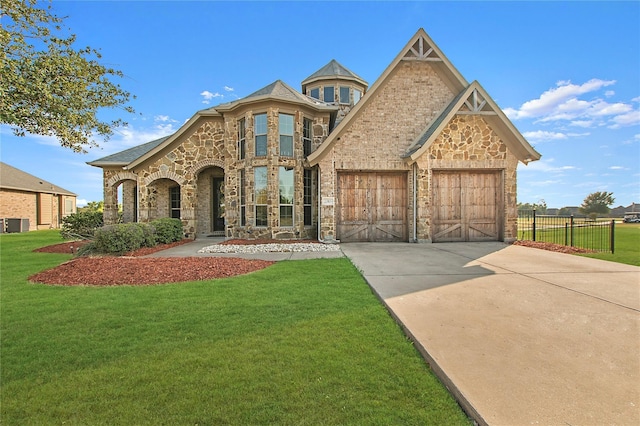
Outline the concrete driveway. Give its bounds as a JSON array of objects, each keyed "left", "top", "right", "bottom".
[{"left": 340, "top": 242, "right": 640, "bottom": 426}]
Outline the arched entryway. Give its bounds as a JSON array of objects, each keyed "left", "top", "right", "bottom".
[{"left": 196, "top": 166, "right": 225, "bottom": 236}]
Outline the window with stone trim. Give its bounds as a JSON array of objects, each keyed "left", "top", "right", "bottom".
[
  {"left": 279, "top": 114, "right": 294, "bottom": 157},
  {"left": 254, "top": 166, "right": 267, "bottom": 226},
  {"left": 239, "top": 169, "right": 246, "bottom": 226},
  {"left": 303, "top": 168, "right": 313, "bottom": 226},
  {"left": 339, "top": 86, "right": 350, "bottom": 104},
  {"left": 303, "top": 117, "right": 312, "bottom": 157},
  {"left": 238, "top": 118, "right": 246, "bottom": 160},
  {"left": 310, "top": 88, "right": 320, "bottom": 100},
  {"left": 279, "top": 167, "right": 294, "bottom": 227},
  {"left": 255, "top": 113, "right": 267, "bottom": 157},
  {"left": 170, "top": 186, "right": 180, "bottom": 219},
  {"left": 323, "top": 86, "right": 334, "bottom": 103}
]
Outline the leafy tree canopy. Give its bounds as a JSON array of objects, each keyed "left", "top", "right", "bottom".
[
  {"left": 579, "top": 191, "right": 615, "bottom": 218},
  {"left": 0, "top": 0, "right": 135, "bottom": 153},
  {"left": 517, "top": 199, "right": 547, "bottom": 214}
]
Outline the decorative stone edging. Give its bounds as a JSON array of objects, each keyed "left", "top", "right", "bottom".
[{"left": 198, "top": 243, "right": 341, "bottom": 254}]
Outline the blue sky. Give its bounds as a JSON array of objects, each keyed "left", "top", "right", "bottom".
[{"left": 2, "top": 1, "right": 639, "bottom": 209}]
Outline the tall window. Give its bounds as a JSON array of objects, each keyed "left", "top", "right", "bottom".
[
  {"left": 354, "top": 89, "right": 362, "bottom": 104},
  {"left": 323, "top": 86, "right": 334, "bottom": 103},
  {"left": 239, "top": 169, "right": 246, "bottom": 226},
  {"left": 279, "top": 114, "right": 294, "bottom": 157},
  {"left": 255, "top": 167, "right": 267, "bottom": 226},
  {"left": 170, "top": 186, "right": 180, "bottom": 219},
  {"left": 303, "top": 118, "right": 312, "bottom": 157},
  {"left": 238, "top": 118, "right": 246, "bottom": 160},
  {"left": 255, "top": 113, "right": 267, "bottom": 156},
  {"left": 310, "top": 88, "right": 320, "bottom": 99},
  {"left": 303, "top": 169, "right": 313, "bottom": 226},
  {"left": 279, "top": 167, "right": 294, "bottom": 227},
  {"left": 339, "top": 86, "right": 350, "bottom": 104}
]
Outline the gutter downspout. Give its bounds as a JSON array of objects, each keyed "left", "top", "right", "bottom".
[
  {"left": 317, "top": 165, "right": 324, "bottom": 243},
  {"left": 413, "top": 163, "right": 418, "bottom": 243}
]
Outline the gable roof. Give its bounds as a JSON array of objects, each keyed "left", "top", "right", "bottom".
[
  {"left": 87, "top": 136, "right": 171, "bottom": 167},
  {"left": 403, "top": 81, "right": 541, "bottom": 164},
  {"left": 215, "top": 79, "right": 337, "bottom": 112},
  {"left": 93, "top": 80, "right": 337, "bottom": 170},
  {"left": 0, "top": 162, "right": 76, "bottom": 196},
  {"left": 308, "top": 28, "right": 469, "bottom": 166},
  {"left": 301, "top": 59, "right": 368, "bottom": 88}
]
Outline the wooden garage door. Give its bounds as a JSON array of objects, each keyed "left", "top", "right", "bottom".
[
  {"left": 432, "top": 171, "right": 502, "bottom": 242},
  {"left": 337, "top": 172, "right": 407, "bottom": 242}
]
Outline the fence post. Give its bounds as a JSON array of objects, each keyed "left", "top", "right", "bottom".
[
  {"left": 610, "top": 220, "right": 615, "bottom": 254},
  {"left": 565, "top": 222, "right": 568, "bottom": 246},
  {"left": 570, "top": 215, "right": 574, "bottom": 247},
  {"left": 532, "top": 209, "right": 536, "bottom": 242}
]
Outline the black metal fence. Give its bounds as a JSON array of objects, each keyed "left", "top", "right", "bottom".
[{"left": 518, "top": 210, "right": 615, "bottom": 253}]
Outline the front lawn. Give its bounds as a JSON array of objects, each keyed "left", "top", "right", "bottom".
[{"left": 0, "top": 230, "right": 470, "bottom": 425}]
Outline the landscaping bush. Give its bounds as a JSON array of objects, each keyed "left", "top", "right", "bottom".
[
  {"left": 60, "top": 211, "right": 103, "bottom": 239},
  {"left": 150, "top": 218, "right": 184, "bottom": 244},
  {"left": 93, "top": 223, "right": 150, "bottom": 254}
]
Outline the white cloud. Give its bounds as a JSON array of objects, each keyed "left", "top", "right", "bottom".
[
  {"left": 609, "top": 166, "right": 626, "bottom": 170},
  {"left": 519, "top": 158, "right": 578, "bottom": 174},
  {"left": 608, "top": 110, "right": 640, "bottom": 128},
  {"left": 154, "top": 115, "right": 178, "bottom": 123},
  {"left": 200, "top": 90, "right": 223, "bottom": 104},
  {"left": 77, "top": 198, "right": 88, "bottom": 207},
  {"left": 523, "top": 130, "right": 589, "bottom": 142},
  {"left": 224, "top": 86, "right": 234, "bottom": 92},
  {"left": 506, "top": 79, "right": 638, "bottom": 129}
]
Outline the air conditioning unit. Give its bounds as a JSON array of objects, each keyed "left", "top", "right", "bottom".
[{"left": 6, "top": 218, "right": 29, "bottom": 233}]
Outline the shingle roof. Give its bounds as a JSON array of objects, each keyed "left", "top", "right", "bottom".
[
  {"left": 0, "top": 162, "right": 76, "bottom": 196},
  {"left": 87, "top": 136, "right": 171, "bottom": 167},
  {"left": 214, "top": 79, "right": 337, "bottom": 112},
  {"left": 302, "top": 59, "right": 367, "bottom": 87}
]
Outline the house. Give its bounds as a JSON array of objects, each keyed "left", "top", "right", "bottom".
[
  {"left": 88, "top": 29, "right": 540, "bottom": 243},
  {"left": 0, "top": 162, "right": 77, "bottom": 232}
]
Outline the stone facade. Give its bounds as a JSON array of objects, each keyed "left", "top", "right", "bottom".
[{"left": 91, "top": 29, "right": 539, "bottom": 243}]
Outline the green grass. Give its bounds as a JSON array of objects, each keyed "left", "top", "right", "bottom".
[
  {"left": 579, "top": 223, "right": 640, "bottom": 266},
  {"left": 1, "top": 230, "right": 470, "bottom": 425},
  {"left": 517, "top": 221, "right": 640, "bottom": 267}
]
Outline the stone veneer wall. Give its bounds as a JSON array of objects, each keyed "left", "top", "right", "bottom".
[
  {"left": 416, "top": 115, "right": 519, "bottom": 242},
  {"left": 316, "top": 61, "right": 454, "bottom": 241},
  {"left": 102, "top": 107, "right": 330, "bottom": 239}
]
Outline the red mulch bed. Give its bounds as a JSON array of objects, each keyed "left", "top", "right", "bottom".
[
  {"left": 30, "top": 239, "right": 274, "bottom": 286},
  {"left": 513, "top": 240, "right": 594, "bottom": 254}
]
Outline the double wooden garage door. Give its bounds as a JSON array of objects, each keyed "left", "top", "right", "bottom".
[
  {"left": 432, "top": 171, "right": 502, "bottom": 242},
  {"left": 337, "top": 170, "right": 502, "bottom": 243},
  {"left": 337, "top": 172, "right": 407, "bottom": 242}
]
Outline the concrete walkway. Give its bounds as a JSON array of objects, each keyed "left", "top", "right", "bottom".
[{"left": 341, "top": 242, "right": 640, "bottom": 426}]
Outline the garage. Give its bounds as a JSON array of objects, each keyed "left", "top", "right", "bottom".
[
  {"left": 432, "top": 170, "right": 502, "bottom": 242},
  {"left": 337, "top": 172, "right": 407, "bottom": 242}
]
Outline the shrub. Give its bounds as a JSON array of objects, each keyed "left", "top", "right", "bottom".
[
  {"left": 139, "top": 222, "right": 157, "bottom": 248},
  {"left": 93, "top": 223, "right": 148, "bottom": 255},
  {"left": 150, "top": 218, "right": 183, "bottom": 244},
  {"left": 60, "top": 211, "right": 103, "bottom": 239}
]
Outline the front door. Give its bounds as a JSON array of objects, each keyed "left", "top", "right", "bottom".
[{"left": 212, "top": 177, "right": 225, "bottom": 232}]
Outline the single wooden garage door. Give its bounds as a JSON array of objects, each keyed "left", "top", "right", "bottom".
[
  {"left": 337, "top": 172, "right": 407, "bottom": 242},
  {"left": 432, "top": 171, "right": 502, "bottom": 242}
]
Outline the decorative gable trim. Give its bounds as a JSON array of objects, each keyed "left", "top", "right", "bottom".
[
  {"left": 403, "top": 81, "right": 541, "bottom": 164},
  {"left": 308, "top": 28, "right": 468, "bottom": 166}
]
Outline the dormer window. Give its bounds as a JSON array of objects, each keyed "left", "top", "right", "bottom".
[
  {"left": 339, "top": 86, "right": 350, "bottom": 104},
  {"left": 323, "top": 86, "right": 334, "bottom": 103},
  {"left": 310, "top": 88, "right": 320, "bottom": 100}
]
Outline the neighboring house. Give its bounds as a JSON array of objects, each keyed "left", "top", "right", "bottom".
[
  {"left": 88, "top": 28, "right": 540, "bottom": 243},
  {"left": 611, "top": 203, "right": 639, "bottom": 217},
  {"left": 0, "top": 162, "right": 77, "bottom": 231}
]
